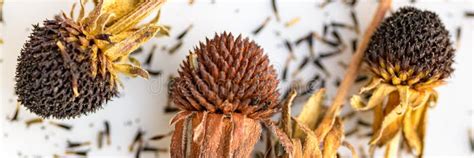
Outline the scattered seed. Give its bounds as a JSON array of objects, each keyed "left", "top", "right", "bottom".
[
  {"left": 97, "top": 131, "right": 104, "bottom": 149},
  {"left": 253, "top": 16, "right": 271, "bottom": 35},
  {"left": 271, "top": 0, "right": 280, "bottom": 22},
  {"left": 168, "top": 41, "right": 183, "bottom": 54},
  {"left": 149, "top": 131, "right": 173, "bottom": 141},
  {"left": 456, "top": 27, "right": 462, "bottom": 49},
  {"left": 65, "top": 150, "right": 88, "bottom": 156},
  {"left": 131, "top": 46, "right": 143, "bottom": 55},
  {"left": 104, "top": 121, "right": 111, "bottom": 145},
  {"left": 49, "top": 122, "right": 73, "bottom": 130},
  {"left": 25, "top": 118, "right": 43, "bottom": 127},
  {"left": 67, "top": 140, "right": 91, "bottom": 148},
  {"left": 146, "top": 69, "right": 162, "bottom": 76},
  {"left": 355, "top": 75, "right": 368, "bottom": 83},
  {"left": 129, "top": 129, "right": 144, "bottom": 152},
  {"left": 465, "top": 11, "right": 474, "bottom": 18},
  {"left": 350, "top": 10, "right": 360, "bottom": 34},
  {"left": 322, "top": 24, "right": 329, "bottom": 37},
  {"left": 469, "top": 128, "right": 474, "bottom": 152},
  {"left": 145, "top": 44, "right": 157, "bottom": 66},
  {"left": 176, "top": 24, "right": 193, "bottom": 40},
  {"left": 9, "top": 102, "right": 20, "bottom": 121},
  {"left": 331, "top": 30, "right": 342, "bottom": 44},
  {"left": 313, "top": 59, "right": 330, "bottom": 76},
  {"left": 351, "top": 38, "right": 358, "bottom": 53},
  {"left": 318, "top": 50, "right": 341, "bottom": 58},
  {"left": 357, "top": 119, "right": 371, "bottom": 127},
  {"left": 284, "top": 39, "right": 294, "bottom": 54},
  {"left": 291, "top": 56, "right": 310, "bottom": 77},
  {"left": 318, "top": 0, "right": 332, "bottom": 8}
]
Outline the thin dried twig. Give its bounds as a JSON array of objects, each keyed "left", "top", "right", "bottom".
[{"left": 314, "top": 0, "right": 392, "bottom": 140}]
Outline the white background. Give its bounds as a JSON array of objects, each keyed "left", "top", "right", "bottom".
[{"left": 0, "top": 0, "right": 473, "bottom": 157}]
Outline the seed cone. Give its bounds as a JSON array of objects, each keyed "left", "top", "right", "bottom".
[
  {"left": 16, "top": 16, "right": 118, "bottom": 119},
  {"left": 171, "top": 32, "right": 280, "bottom": 119},
  {"left": 170, "top": 32, "right": 280, "bottom": 157},
  {"left": 365, "top": 7, "right": 454, "bottom": 86}
]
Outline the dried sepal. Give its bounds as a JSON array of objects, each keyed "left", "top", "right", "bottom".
[{"left": 293, "top": 89, "right": 325, "bottom": 138}]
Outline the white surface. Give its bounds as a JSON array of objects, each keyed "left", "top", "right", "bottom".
[{"left": 0, "top": 0, "right": 473, "bottom": 158}]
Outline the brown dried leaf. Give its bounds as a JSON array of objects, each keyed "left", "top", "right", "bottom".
[
  {"left": 282, "top": 89, "right": 297, "bottom": 138},
  {"left": 264, "top": 120, "right": 293, "bottom": 155}
]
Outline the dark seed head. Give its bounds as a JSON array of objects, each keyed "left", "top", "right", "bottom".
[
  {"left": 365, "top": 7, "right": 454, "bottom": 86},
  {"left": 171, "top": 32, "right": 280, "bottom": 119},
  {"left": 15, "top": 16, "right": 118, "bottom": 119}
]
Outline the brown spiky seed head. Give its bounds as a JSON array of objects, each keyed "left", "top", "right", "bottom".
[
  {"left": 365, "top": 7, "right": 454, "bottom": 86},
  {"left": 15, "top": 16, "right": 118, "bottom": 119},
  {"left": 171, "top": 32, "right": 280, "bottom": 119}
]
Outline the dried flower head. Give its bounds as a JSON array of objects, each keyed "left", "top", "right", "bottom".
[
  {"left": 170, "top": 32, "right": 279, "bottom": 157},
  {"left": 15, "top": 0, "right": 168, "bottom": 119},
  {"left": 351, "top": 7, "right": 455, "bottom": 157},
  {"left": 365, "top": 6, "right": 454, "bottom": 87}
]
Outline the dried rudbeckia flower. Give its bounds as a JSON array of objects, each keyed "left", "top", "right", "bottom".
[
  {"left": 15, "top": 0, "right": 168, "bottom": 119},
  {"left": 170, "top": 32, "right": 279, "bottom": 157},
  {"left": 350, "top": 7, "right": 454, "bottom": 157}
]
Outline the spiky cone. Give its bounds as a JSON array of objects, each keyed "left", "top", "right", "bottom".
[
  {"left": 170, "top": 32, "right": 280, "bottom": 157},
  {"left": 350, "top": 7, "right": 454, "bottom": 157},
  {"left": 15, "top": 0, "right": 168, "bottom": 119},
  {"left": 261, "top": 89, "right": 357, "bottom": 158}
]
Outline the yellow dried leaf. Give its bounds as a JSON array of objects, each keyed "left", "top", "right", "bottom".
[
  {"left": 322, "top": 117, "right": 343, "bottom": 158},
  {"left": 113, "top": 63, "right": 149, "bottom": 79},
  {"left": 384, "top": 131, "right": 401, "bottom": 158},
  {"left": 365, "top": 84, "right": 396, "bottom": 110},
  {"left": 369, "top": 97, "right": 406, "bottom": 145},
  {"left": 106, "top": 25, "right": 160, "bottom": 60},
  {"left": 402, "top": 107, "right": 422, "bottom": 155},
  {"left": 359, "top": 77, "right": 383, "bottom": 94},
  {"left": 294, "top": 89, "right": 325, "bottom": 138},
  {"left": 105, "top": 0, "right": 166, "bottom": 34}
]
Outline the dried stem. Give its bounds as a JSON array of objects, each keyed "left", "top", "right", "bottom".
[{"left": 315, "top": 0, "right": 392, "bottom": 140}]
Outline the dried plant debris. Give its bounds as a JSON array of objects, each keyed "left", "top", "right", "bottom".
[
  {"left": 15, "top": 0, "right": 167, "bottom": 119},
  {"left": 97, "top": 131, "right": 104, "bottom": 149},
  {"left": 351, "top": 7, "right": 454, "bottom": 158},
  {"left": 253, "top": 16, "right": 271, "bottom": 35},
  {"left": 25, "top": 118, "right": 43, "bottom": 127},
  {"left": 0, "top": 0, "right": 3, "bottom": 23},
  {"left": 49, "top": 121, "right": 73, "bottom": 130},
  {"left": 469, "top": 128, "right": 474, "bottom": 152},
  {"left": 104, "top": 121, "right": 111, "bottom": 145},
  {"left": 351, "top": 38, "right": 358, "bottom": 53},
  {"left": 456, "top": 27, "right": 461, "bottom": 49},
  {"left": 168, "top": 40, "right": 183, "bottom": 54},
  {"left": 351, "top": 10, "right": 360, "bottom": 34},
  {"left": 67, "top": 140, "right": 91, "bottom": 149},
  {"left": 176, "top": 24, "right": 193, "bottom": 40},
  {"left": 164, "top": 75, "right": 179, "bottom": 113},
  {"left": 129, "top": 129, "right": 144, "bottom": 152},
  {"left": 9, "top": 102, "right": 20, "bottom": 121},
  {"left": 65, "top": 150, "right": 88, "bottom": 157},
  {"left": 145, "top": 44, "right": 157, "bottom": 66},
  {"left": 271, "top": 0, "right": 280, "bottom": 22},
  {"left": 465, "top": 11, "right": 474, "bottom": 18},
  {"left": 262, "top": 89, "right": 358, "bottom": 158},
  {"left": 285, "top": 17, "right": 300, "bottom": 27},
  {"left": 149, "top": 131, "right": 173, "bottom": 141}
]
